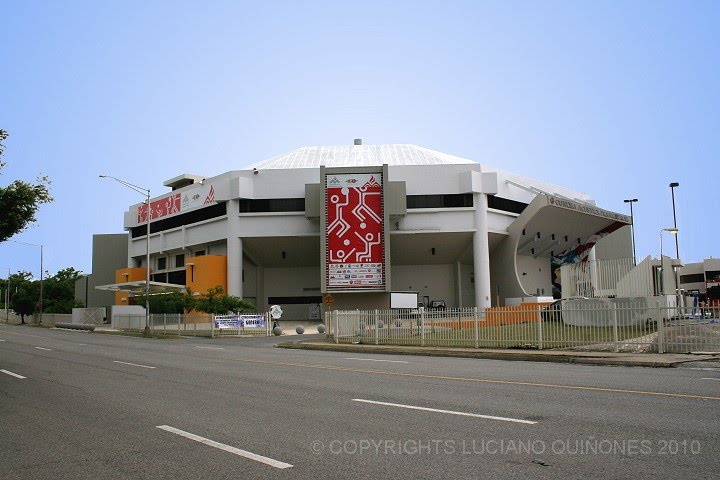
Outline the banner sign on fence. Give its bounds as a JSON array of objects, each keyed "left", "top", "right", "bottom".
[{"left": 213, "top": 314, "right": 265, "bottom": 329}]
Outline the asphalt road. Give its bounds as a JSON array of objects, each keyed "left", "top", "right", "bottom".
[{"left": 1, "top": 323, "right": 718, "bottom": 479}]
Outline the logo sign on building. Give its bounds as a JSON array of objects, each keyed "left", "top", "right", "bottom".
[
  {"left": 137, "top": 184, "right": 216, "bottom": 223},
  {"left": 325, "top": 173, "right": 385, "bottom": 290},
  {"left": 213, "top": 314, "right": 265, "bottom": 329}
]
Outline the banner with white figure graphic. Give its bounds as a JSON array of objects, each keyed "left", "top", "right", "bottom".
[
  {"left": 325, "top": 173, "right": 385, "bottom": 290},
  {"left": 137, "top": 184, "right": 215, "bottom": 223}
]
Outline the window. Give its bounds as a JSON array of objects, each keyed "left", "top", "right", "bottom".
[
  {"left": 681, "top": 273, "right": 705, "bottom": 284},
  {"left": 267, "top": 296, "right": 322, "bottom": 305},
  {"left": 167, "top": 270, "right": 186, "bottom": 286},
  {"left": 487, "top": 196, "right": 528, "bottom": 214},
  {"left": 151, "top": 273, "right": 167, "bottom": 283},
  {"left": 157, "top": 257, "right": 167, "bottom": 270},
  {"left": 195, "top": 250, "right": 205, "bottom": 257},
  {"left": 175, "top": 254, "right": 185, "bottom": 268},
  {"left": 406, "top": 194, "right": 473, "bottom": 209},
  {"left": 239, "top": 198, "right": 305, "bottom": 213},
  {"left": 131, "top": 202, "right": 227, "bottom": 238}
]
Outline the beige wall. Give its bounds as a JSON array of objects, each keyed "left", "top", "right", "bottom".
[
  {"left": 390, "top": 265, "right": 456, "bottom": 308},
  {"left": 594, "top": 226, "right": 633, "bottom": 260}
]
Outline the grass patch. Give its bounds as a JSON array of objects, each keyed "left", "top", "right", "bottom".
[{"left": 354, "top": 320, "right": 658, "bottom": 349}]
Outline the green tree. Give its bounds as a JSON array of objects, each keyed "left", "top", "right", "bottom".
[
  {"left": 0, "top": 129, "right": 53, "bottom": 242},
  {"left": 8, "top": 271, "right": 37, "bottom": 324},
  {"left": 43, "top": 267, "right": 85, "bottom": 313},
  {"left": 135, "top": 290, "right": 196, "bottom": 314},
  {"left": 193, "top": 286, "right": 256, "bottom": 315}
]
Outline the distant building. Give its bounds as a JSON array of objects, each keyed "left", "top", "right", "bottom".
[
  {"left": 680, "top": 258, "right": 720, "bottom": 300},
  {"left": 89, "top": 143, "right": 632, "bottom": 319},
  {"left": 74, "top": 234, "right": 128, "bottom": 309}
]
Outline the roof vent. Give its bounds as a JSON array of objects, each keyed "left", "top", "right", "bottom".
[{"left": 354, "top": 138, "right": 362, "bottom": 145}]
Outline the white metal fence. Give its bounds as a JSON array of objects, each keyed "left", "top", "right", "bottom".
[
  {"left": 113, "top": 313, "right": 272, "bottom": 337},
  {"left": 561, "top": 258, "right": 636, "bottom": 298},
  {"left": 327, "top": 303, "right": 720, "bottom": 353}
]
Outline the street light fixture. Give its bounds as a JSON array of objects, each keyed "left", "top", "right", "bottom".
[
  {"left": 100, "top": 175, "right": 151, "bottom": 336},
  {"left": 10, "top": 241, "right": 44, "bottom": 325},
  {"left": 623, "top": 198, "right": 638, "bottom": 265},
  {"left": 659, "top": 228, "right": 679, "bottom": 300},
  {"left": 669, "top": 182, "right": 680, "bottom": 259}
]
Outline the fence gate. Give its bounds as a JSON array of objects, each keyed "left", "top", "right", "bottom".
[{"left": 72, "top": 307, "right": 106, "bottom": 326}]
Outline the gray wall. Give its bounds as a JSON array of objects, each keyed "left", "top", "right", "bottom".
[{"left": 75, "top": 234, "right": 128, "bottom": 309}]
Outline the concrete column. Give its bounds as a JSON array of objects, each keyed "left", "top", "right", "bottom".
[
  {"left": 473, "top": 193, "right": 492, "bottom": 309},
  {"left": 257, "top": 265, "right": 265, "bottom": 311},
  {"left": 226, "top": 199, "right": 243, "bottom": 298},
  {"left": 588, "top": 246, "right": 597, "bottom": 297},
  {"left": 455, "top": 261, "right": 463, "bottom": 308}
]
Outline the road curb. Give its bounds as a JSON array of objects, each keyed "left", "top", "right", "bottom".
[{"left": 275, "top": 342, "right": 700, "bottom": 368}]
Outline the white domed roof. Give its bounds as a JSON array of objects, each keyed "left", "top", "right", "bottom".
[{"left": 244, "top": 144, "right": 476, "bottom": 170}]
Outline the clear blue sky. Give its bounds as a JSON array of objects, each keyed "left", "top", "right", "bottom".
[{"left": 1, "top": 0, "right": 718, "bottom": 279}]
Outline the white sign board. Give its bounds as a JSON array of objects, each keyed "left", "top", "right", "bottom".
[{"left": 390, "top": 292, "right": 418, "bottom": 309}]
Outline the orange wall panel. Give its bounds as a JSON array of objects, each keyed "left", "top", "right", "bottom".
[
  {"left": 114, "top": 267, "right": 147, "bottom": 305},
  {"left": 185, "top": 255, "right": 227, "bottom": 295}
]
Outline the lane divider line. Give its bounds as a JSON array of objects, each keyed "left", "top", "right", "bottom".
[
  {"left": 156, "top": 425, "right": 292, "bottom": 469},
  {"left": 1, "top": 369, "right": 26, "bottom": 379},
  {"left": 353, "top": 398, "right": 537, "bottom": 425},
  {"left": 345, "top": 357, "right": 409, "bottom": 364},
  {"left": 34, "top": 347, "right": 51, "bottom": 351},
  {"left": 210, "top": 355, "right": 720, "bottom": 402},
  {"left": 113, "top": 361, "right": 156, "bottom": 369},
  {"left": 194, "top": 346, "right": 225, "bottom": 350},
  {"left": 701, "top": 378, "right": 720, "bottom": 381}
]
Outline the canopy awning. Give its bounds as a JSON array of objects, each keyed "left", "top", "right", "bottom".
[{"left": 95, "top": 280, "right": 187, "bottom": 296}]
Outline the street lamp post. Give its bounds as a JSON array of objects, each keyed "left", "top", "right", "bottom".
[
  {"left": 10, "top": 241, "right": 44, "bottom": 324},
  {"left": 659, "top": 228, "right": 679, "bottom": 313},
  {"left": 100, "top": 175, "right": 152, "bottom": 336},
  {"left": 669, "top": 182, "right": 680, "bottom": 259},
  {"left": 2, "top": 267, "right": 9, "bottom": 321},
  {"left": 623, "top": 198, "right": 638, "bottom": 265}
]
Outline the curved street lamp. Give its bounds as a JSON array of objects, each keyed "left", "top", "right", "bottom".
[
  {"left": 659, "top": 228, "right": 679, "bottom": 303},
  {"left": 100, "top": 175, "right": 151, "bottom": 336},
  {"left": 669, "top": 182, "right": 680, "bottom": 259},
  {"left": 10, "top": 241, "right": 43, "bottom": 325},
  {"left": 623, "top": 198, "right": 638, "bottom": 265}
]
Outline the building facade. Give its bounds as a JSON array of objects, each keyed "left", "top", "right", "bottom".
[{"left": 100, "top": 143, "right": 632, "bottom": 319}]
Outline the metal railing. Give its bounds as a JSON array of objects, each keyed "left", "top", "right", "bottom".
[
  {"left": 113, "top": 313, "right": 272, "bottom": 337},
  {"left": 327, "top": 303, "right": 720, "bottom": 353}
]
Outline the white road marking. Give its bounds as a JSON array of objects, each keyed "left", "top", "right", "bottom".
[
  {"left": 1, "top": 369, "right": 26, "bottom": 379},
  {"left": 34, "top": 347, "right": 51, "bottom": 351},
  {"left": 0, "top": 339, "right": 5, "bottom": 342},
  {"left": 701, "top": 378, "right": 720, "bottom": 381},
  {"left": 345, "top": 357, "right": 409, "bottom": 364},
  {"left": 194, "top": 346, "right": 225, "bottom": 350},
  {"left": 113, "top": 361, "right": 156, "bottom": 369},
  {"left": 353, "top": 399, "right": 537, "bottom": 425},
  {"left": 156, "top": 425, "right": 292, "bottom": 469}
]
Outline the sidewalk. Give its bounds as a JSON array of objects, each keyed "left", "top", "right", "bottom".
[{"left": 275, "top": 339, "right": 720, "bottom": 367}]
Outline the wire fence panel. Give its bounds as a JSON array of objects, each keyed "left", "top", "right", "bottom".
[
  {"left": 113, "top": 313, "right": 271, "bottom": 337},
  {"left": 330, "top": 303, "right": 720, "bottom": 353}
]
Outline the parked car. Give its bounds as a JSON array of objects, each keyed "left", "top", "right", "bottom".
[{"left": 427, "top": 300, "right": 446, "bottom": 310}]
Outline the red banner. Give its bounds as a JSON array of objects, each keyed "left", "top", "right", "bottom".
[
  {"left": 326, "top": 173, "right": 384, "bottom": 289},
  {"left": 137, "top": 193, "right": 181, "bottom": 223}
]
